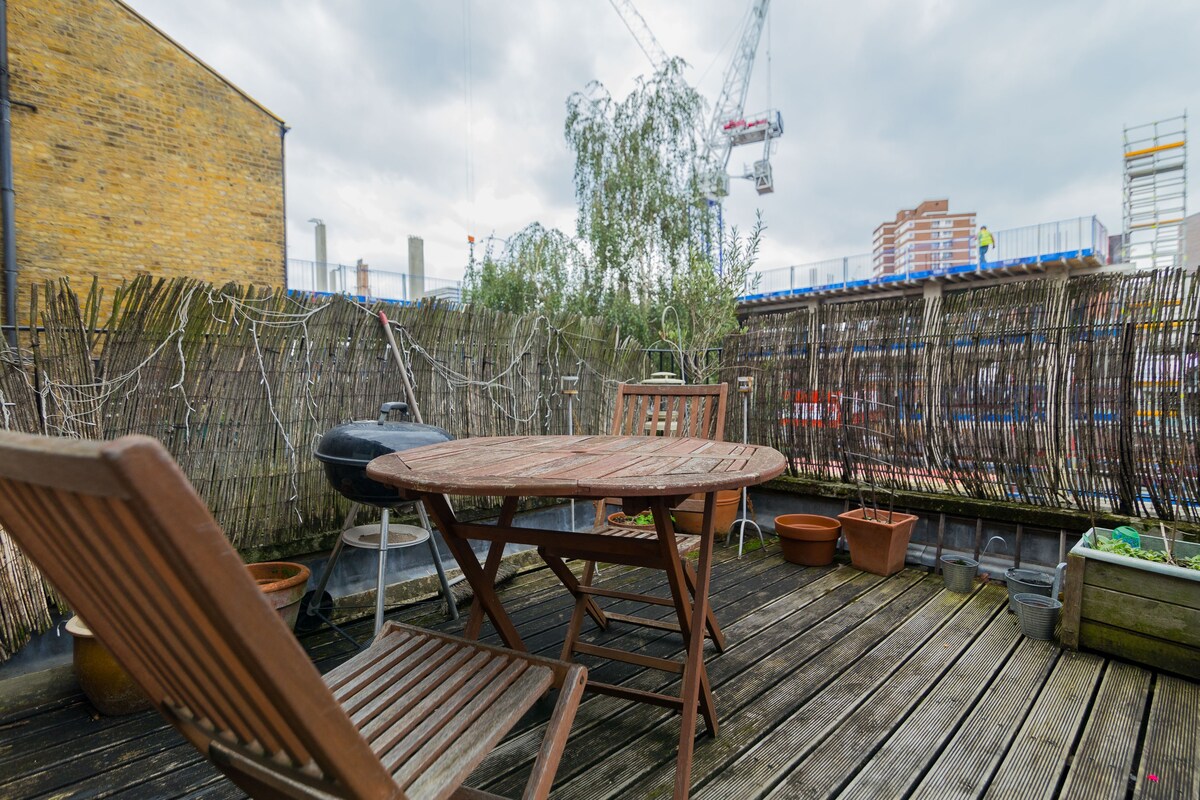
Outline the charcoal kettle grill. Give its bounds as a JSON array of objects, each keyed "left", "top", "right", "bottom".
[{"left": 311, "top": 401, "right": 458, "bottom": 637}]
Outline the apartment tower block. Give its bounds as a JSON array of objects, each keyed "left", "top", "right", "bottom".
[{"left": 872, "top": 199, "right": 976, "bottom": 276}]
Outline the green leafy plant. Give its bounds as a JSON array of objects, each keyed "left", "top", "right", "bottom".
[
  {"left": 610, "top": 511, "right": 681, "bottom": 528},
  {"left": 1092, "top": 534, "right": 1200, "bottom": 571}
]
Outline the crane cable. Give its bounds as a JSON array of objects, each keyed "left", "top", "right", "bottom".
[
  {"left": 462, "top": 0, "right": 475, "bottom": 238},
  {"left": 766, "top": 4, "right": 772, "bottom": 114}
]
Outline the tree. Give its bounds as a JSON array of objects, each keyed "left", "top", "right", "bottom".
[
  {"left": 462, "top": 59, "right": 761, "bottom": 372},
  {"left": 655, "top": 214, "right": 763, "bottom": 382},
  {"left": 462, "top": 223, "right": 586, "bottom": 318}
]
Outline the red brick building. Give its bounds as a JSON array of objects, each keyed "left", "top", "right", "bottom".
[{"left": 872, "top": 199, "right": 976, "bottom": 276}]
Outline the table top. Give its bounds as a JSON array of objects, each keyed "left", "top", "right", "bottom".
[{"left": 366, "top": 435, "right": 786, "bottom": 498}]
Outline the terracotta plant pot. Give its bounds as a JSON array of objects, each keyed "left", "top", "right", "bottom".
[
  {"left": 608, "top": 511, "right": 657, "bottom": 531},
  {"left": 247, "top": 561, "right": 311, "bottom": 630},
  {"left": 671, "top": 490, "right": 742, "bottom": 537},
  {"left": 65, "top": 616, "right": 152, "bottom": 715},
  {"left": 837, "top": 508, "right": 918, "bottom": 577},
  {"left": 774, "top": 514, "right": 841, "bottom": 566}
]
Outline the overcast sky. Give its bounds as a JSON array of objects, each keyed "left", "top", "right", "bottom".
[{"left": 128, "top": 0, "right": 1200, "bottom": 281}]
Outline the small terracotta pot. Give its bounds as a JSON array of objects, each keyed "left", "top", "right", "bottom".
[
  {"left": 66, "top": 616, "right": 152, "bottom": 716},
  {"left": 774, "top": 514, "right": 841, "bottom": 566},
  {"left": 837, "top": 508, "right": 918, "bottom": 577},
  {"left": 608, "top": 512, "right": 657, "bottom": 531},
  {"left": 247, "top": 561, "right": 311, "bottom": 630},
  {"left": 671, "top": 490, "right": 742, "bottom": 537}
]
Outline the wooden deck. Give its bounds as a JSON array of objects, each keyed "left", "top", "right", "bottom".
[{"left": 2, "top": 541, "right": 1197, "bottom": 799}]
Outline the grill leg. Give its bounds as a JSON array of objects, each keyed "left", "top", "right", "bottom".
[
  {"left": 306, "top": 503, "right": 357, "bottom": 618},
  {"left": 374, "top": 507, "right": 390, "bottom": 636},
  {"left": 416, "top": 502, "right": 459, "bottom": 620}
]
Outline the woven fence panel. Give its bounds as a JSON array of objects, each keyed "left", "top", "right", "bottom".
[
  {"left": 0, "top": 276, "right": 647, "bottom": 661},
  {"left": 723, "top": 269, "right": 1200, "bottom": 522}
]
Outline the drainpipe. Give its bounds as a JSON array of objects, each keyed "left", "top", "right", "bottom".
[{"left": 0, "top": 0, "right": 16, "bottom": 347}]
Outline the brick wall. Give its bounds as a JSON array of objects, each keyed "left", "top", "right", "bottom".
[{"left": 2, "top": 0, "right": 285, "bottom": 327}]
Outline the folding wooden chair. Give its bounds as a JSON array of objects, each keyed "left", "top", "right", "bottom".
[
  {"left": 0, "top": 431, "right": 586, "bottom": 800},
  {"left": 549, "top": 383, "right": 730, "bottom": 652}
]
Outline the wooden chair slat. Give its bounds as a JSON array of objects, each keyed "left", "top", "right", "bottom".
[
  {"left": 400, "top": 667, "right": 552, "bottom": 798},
  {"left": 0, "top": 431, "right": 586, "bottom": 800},
  {"left": 343, "top": 641, "right": 466, "bottom": 722},
  {"left": 382, "top": 657, "right": 526, "bottom": 777},
  {"left": 357, "top": 648, "right": 490, "bottom": 740},
  {"left": 561, "top": 383, "right": 731, "bottom": 680}
]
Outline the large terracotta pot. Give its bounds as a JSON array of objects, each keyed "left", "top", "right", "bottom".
[
  {"left": 774, "top": 514, "right": 841, "bottom": 566},
  {"left": 837, "top": 508, "right": 918, "bottom": 577},
  {"left": 66, "top": 616, "right": 152, "bottom": 716},
  {"left": 247, "top": 561, "right": 311, "bottom": 630},
  {"left": 671, "top": 490, "right": 742, "bottom": 537}
]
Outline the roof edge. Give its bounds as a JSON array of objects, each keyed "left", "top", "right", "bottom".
[{"left": 113, "top": 0, "right": 287, "bottom": 127}]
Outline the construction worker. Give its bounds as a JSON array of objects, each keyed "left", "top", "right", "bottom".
[{"left": 978, "top": 226, "right": 995, "bottom": 265}]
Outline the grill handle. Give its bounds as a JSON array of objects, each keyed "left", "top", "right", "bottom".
[{"left": 377, "top": 401, "right": 410, "bottom": 424}]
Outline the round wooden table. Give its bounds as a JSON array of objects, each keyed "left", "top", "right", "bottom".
[{"left": 368, "top": 434, "right": 786, "bottom": 800}]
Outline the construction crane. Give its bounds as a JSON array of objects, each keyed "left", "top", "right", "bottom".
[{"left": 608, "top": 0, "right": 782, "bottom": 196}]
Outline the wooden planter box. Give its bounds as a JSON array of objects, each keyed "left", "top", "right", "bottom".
[{"left": 1061, "top": 528, "right": 1200, "bottom": 679}]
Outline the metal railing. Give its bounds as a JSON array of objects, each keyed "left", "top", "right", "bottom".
[
  {"left": 287, "top": 259, "right": 463, "bottom": 304},
  {"left": 743, "top": 215, "right": 1109, "bottom": 301}
]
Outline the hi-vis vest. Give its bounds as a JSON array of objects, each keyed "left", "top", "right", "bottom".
[{"left": 979, "top": 229, "right": 994, "bottom": 247}]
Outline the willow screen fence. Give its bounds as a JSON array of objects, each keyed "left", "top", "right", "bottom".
[
  {"left": 0, "top": 276, "right": 648, "bottom": 660},
  {"left": 721, "top": 269, "right": 1200, "bottom": 525},
  {"left": 3, "top": 268, "right": 1199, "bottom": 662}
]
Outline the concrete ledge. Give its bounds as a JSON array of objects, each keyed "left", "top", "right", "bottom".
[{"left": 763, "top": 475, "right": 1200, "bottom": 538}]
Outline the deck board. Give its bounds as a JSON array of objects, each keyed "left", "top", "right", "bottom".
[
  {"left": 837, "top": 605, "right": 1023, "bottom": 799},
  {"left": 1, "top": 541, "right": 1197, "bottom": 799},
  {"left": 985, "top": 649, "right": 1105, "bottom": 799},
  {"left": 1135, "top": 674, "right": 1200, "bottom": 800},
  {"left": 1058, "top": 661, "right": 1150, "bottom": 800}
]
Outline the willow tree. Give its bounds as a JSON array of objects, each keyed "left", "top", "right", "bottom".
[
  {"left": 464, "top": 59, "right": 761, "bottom": 376},
  {"left": 565, "top": 59, "right": 715, "bottom": 345}
]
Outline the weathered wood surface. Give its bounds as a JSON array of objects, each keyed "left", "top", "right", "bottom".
[
  {"left": 3, "top": 544, "right": 1198, "bottom": 799},
  {"left": 0, "top": 431, "right": 586, "bottom": 800},
  {"left": 367, "top": 435, "right": 786, "bottom": 497},
  {"left": 1066, "top": 548, "right": 1200, "bottom": 679},
  {"left": 724, "top": 269, "right": 1200, "bottom": 525}
]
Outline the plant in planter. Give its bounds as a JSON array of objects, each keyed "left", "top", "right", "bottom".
[
  {"left": 940, "top": 554, "right": 979, "bottom": 593},
  {"left": 835, "top": 392, "right": 919, "bottom": 577},
  {"left": 1061, "top": 525, "right": 1200, "bottom": 678},
  {"left": 608, "top": 510, "right": 659, "bottom": 531}
]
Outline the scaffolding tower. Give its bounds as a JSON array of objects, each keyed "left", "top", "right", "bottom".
[{"left": 1123, "top": 114, "right": 1187, "bottom": 269}]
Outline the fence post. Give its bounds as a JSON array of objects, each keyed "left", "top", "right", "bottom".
[{"left": 1116, "top": 321, "right": 1137, "bottom": 515}]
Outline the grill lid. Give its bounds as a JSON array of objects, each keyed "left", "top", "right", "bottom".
[{"left": 314, "top": 402, "right": 453, "bottom": 467}]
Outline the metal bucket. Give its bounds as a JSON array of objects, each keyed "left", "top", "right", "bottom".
[
  {"left": 940, "top": 555, "right": 979, "bottom": 594},
  {"left": 1004, "top": 568, "right": 1054, "bottom": 612},
  {"left": 1014, "top": 593, "right": 1062, "bottom": 640}
]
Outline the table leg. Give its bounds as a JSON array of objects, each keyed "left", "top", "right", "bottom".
[
  {"left": 464, "top": 497, "right": 537, "bottom": 638},
  {"left": 538, "top": 551, "right": 608, "bottom": 629},
  {"left": 652, "top": 494, "right": 719, "bottom": 800},
  {"left": 422, "top": 493, "right": 527, "bottom": 651}
]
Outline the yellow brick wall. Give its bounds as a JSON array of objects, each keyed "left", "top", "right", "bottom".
[{"left": 3, "top": 0, "right": 285, "bottom": 327}]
